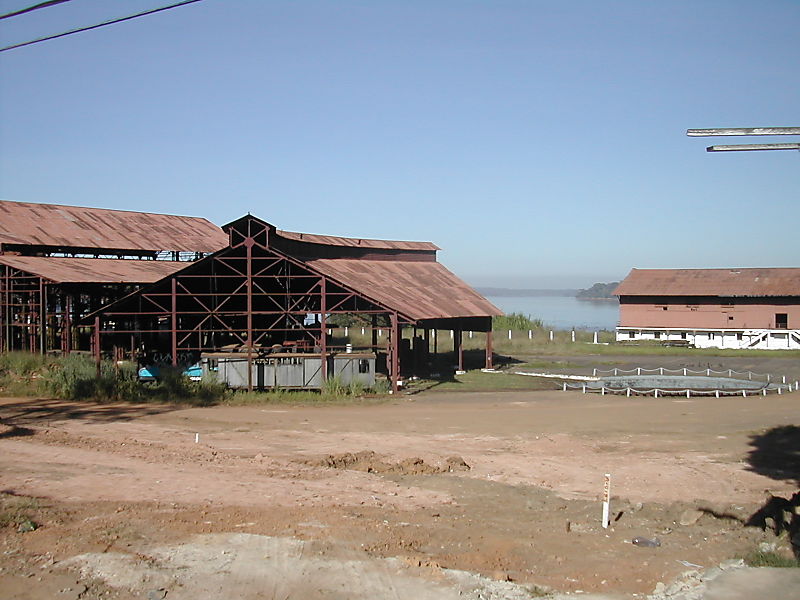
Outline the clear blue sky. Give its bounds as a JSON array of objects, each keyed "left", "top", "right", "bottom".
[{"left": 1, "top": 0, "right": 798, "bottom": 288}]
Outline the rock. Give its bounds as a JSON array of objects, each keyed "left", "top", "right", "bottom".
[
  {"left": 147, "top": 589, "right": 167, "bottom": 600},
  {"left": 17, "top": 519, "right": 38, "bottom": 533},
  {"left": 758, "top": 541, "right": 777, "bottom": 553},
  {"left": 445, "top": 456, "right": 470, "bottom": 471},
  {"left": 679, "top": 508, "right": 704, "bottom": 526},
  {"left": 719, "top": 558, "right": 745, "bottom": 570}
]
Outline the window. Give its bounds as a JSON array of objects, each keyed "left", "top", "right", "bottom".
[
  {"left": 628, "top": 331, "right": 635, "bottom": 339},
  {"left": 737, "top": 333, "right": 743, "bottom": 341},
  {"left": 654, "top": 332, "right": 661, "bottom": 339},
  {"left": 776, "top": 313, "right": 788, "bottom": 329},
  {"left": 708, "top": 333, "right": 715, "bottom": 340},
  {"left": 358, "top": 359, "right": 370, "bottom": 373},
  {"left": 662, "top": 306, "right": 668, "bottom": 311},
  {"left": 680, "top": 332, "right": 687, "bottom": 340},
  {"left": 728, "top": 316, "right": 734, "bottom": 321}
]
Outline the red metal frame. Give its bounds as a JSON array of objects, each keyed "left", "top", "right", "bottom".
[{"left": 1, "top": 215, "right": 496, "bottom": 391}]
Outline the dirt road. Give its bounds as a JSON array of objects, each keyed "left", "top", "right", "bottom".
[{"left": 1, "top": 385, "right": 798, "bottom": 599}]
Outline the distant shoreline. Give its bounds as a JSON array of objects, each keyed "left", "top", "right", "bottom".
[
  {"left": 476, "top": 287, "right": 579, "bottom": 297},
  {"left": 575, "top": 296, "right": 618, "bottom": 302}
]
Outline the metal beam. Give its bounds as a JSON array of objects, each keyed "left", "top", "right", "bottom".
[
  {"left": 687, "top": 127, "right": 800, "bottom": 137},
  {"left": 706, "top": 143, "right": 800, "bottom": 152}
]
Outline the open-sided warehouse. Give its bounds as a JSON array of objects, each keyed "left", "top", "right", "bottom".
[{"left": 0, "top": 201, "right": 501, "bottom": 390}]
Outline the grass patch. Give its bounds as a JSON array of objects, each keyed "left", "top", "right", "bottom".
[
  {"left": 415, "top": 369, "right": 557, "bottom": 393},
  {"left": 514, "top": 359, "right": 582, "bottom": 370},
  {"left": 223, "top": 388, "right": 390, "bottom": 406},
  {"left": 0, "top": 493, "right": 40, "bottom": 529},
  {"left": 744, "top": 549, "right": 800, "bottom": 568}
]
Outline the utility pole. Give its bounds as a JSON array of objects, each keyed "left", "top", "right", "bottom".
[{"left": 687, "top": 127, "right": 800, "bottom": 152}]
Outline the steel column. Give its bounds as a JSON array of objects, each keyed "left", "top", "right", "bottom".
[
  {"left": 64, "top": 294, "right": 72, "bottom": 354},
  {"left": 320, "top": 277, "right": 327, "bottom": 382},
  {"left": 39, "top": 280, "right": 46, "bottom": 354},
  {"left": 246, "top": 239, "right": 253, "bottom": 391},
  {"left": 454, "top": 328, "right": 463, "bottom": 371},
  {"left": 171, "top": 277, "right": 178, "bottom": 367},
  {"left": 94, "top": 315, "right": 101, "bottom": 378},
  {"left": 485, "top": 330, "right": 493, "bottom": 369},
  {"left": 390, "top": 312, "right": 399, "bottom": 392}
]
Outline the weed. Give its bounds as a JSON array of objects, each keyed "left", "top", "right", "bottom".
[
  {"left": 0, "top": 493, "right": 40, "bottom": 529},
  {"left": 744, "top": 549, "right": 800, "bottom": 568}
]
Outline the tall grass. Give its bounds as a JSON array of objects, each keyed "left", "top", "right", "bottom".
[
  {"left": 492, "top": 312, "right": 544, "bottom": 330},
  {"left": 0, "top": 352, "right": 385, "bottom": 405}
]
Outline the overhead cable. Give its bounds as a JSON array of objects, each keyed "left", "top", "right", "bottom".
[
  {"left": 0, "top": 0, "right": 73, "bottom": 21},
  {"left": 0, "top": 0, "right": 204, "bottom": 52}
]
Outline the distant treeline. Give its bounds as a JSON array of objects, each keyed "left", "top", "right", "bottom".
[{"left": 576, "top": 282, "right": 619, "bottom": 300}]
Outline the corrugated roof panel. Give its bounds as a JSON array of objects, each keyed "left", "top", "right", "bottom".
[
  {"left": 0, "top": 200, "right": 228, "bottom": 253},
  {"left": 614, "top": 268, "right": 800, "bottom": 297},
  {"left": 306, "top": 258, "right": 502, "bottom": 321},
  {"left": 278, "top": 229, "right": 440, "bottom": 251},
  {"left": 0, "top": 255, "right": 185, "bottom": 284}
]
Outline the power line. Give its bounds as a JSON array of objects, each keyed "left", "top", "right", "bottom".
[
  {"left": 0, "top": 0, "right": 74, "bottom": 21},
  {"left": 0, "top": 0, "right": 204, "bottom": 52}
]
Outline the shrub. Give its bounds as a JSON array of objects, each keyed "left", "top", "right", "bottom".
[
  {"left": 39, "top": 354, "right": 142, "bottom": 402},
  {"left": 493, "top": 313, "right": 544, "bottom": 331}
]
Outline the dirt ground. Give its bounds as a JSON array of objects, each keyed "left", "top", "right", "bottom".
[{"left": 1, "top": 354, "right": 799, "bottom": 599}]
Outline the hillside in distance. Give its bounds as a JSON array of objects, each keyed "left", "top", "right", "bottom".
[{"left": 576, "top": 282, "right": 620, "bottom": 300}]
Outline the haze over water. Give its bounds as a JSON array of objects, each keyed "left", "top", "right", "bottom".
[{"left": 487, "top": 295, "right": 619, "bottom": 331}]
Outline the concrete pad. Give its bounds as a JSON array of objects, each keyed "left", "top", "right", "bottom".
[{"left": 702, "top": 567, "right": 800, "bottom": 600}]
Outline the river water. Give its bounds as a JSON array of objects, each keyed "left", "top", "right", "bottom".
[{"left": 486, "top": 295, "right": 619, "bottom": 331}]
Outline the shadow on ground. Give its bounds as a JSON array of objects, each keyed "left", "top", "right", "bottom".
[
  {"left": 745, "top": 425, "right": 800, "bottom": 557},
  {"left": 0, "top": 397, "right": 177, "bottom": 427}
]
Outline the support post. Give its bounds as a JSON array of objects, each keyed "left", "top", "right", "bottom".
[
  {"left": 485, "top": 329, "right": 493, "bottom": 369},
  {"left": 171, "top": 277, "right": 178, "bottom": 367},
  {"left": 245, "top": 240, "right": 253, "bottom": 391},
  {"left": 454, "top": 328, "right": 463, "bottom": 372},
  {"left": 39, "top": 280, "right": 45, "bottom": 354},
  {"left": 0, "top": 266, "right": 6, "bottom": 352},
  {"left": 320, "top": 278, "right": 327, "bottom": 383},
  {"left": 390, "top": 312, "right": 399, "bottom": 392},
  {"left": 64, "top": 294, "right": 73, "bottom": 354},
  {"left": 93, "top": 316, "right": 101, "bottom": 378},
  {"left": 371, "top": 314, "right": 378, "bottom": 349}
]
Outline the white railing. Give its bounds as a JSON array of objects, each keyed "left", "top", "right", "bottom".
[
  {"left": 561, "top": 381, "right": 796, "bottom": 397},
  {"left": 590, "top": 366, "right": 788, "bottom": 382}
]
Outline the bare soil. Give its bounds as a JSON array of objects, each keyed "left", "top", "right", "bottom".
[{"left": 1, "top": 369, "right": 799, "bottom": 599}]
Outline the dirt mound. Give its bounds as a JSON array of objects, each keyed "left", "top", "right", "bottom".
[{"left": 304, "top": 451, "right": 470, "bottom": 475}]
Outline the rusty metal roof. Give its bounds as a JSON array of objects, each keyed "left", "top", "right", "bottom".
[
  {"left": 0, "top": 255, "right": 185, "bottom": 284},
  {"left": 0, "top": 200, "right": 228, "bottom": 253},
  {"left": 278, "top": 229, "right": 439, "bottom": 251},
  {"left": 305, "top": 258, "right": 502, "bottom": 321},
  {"left": 614, "top": 268, "right": 800, "bottom": 297}
]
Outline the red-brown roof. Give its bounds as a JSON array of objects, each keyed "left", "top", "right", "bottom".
[
  {"left": 614, "top": 268, "right": 800, "bottom": 297},
  {"left": 277, "top": 229, "right": 439, "bottom": 251},
  {"left": 0, "top": 200, "right": 228, "bottom": 253},
  {"left": 0, "top": 255, "right": 186, "bottom": 284},
  {"left": 305, "top": 257, "right": 502, "bottom": 321}
]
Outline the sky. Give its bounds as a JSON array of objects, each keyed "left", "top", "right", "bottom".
[{"left": 0, "top": 0, "right": 798, "bottom": 289}]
